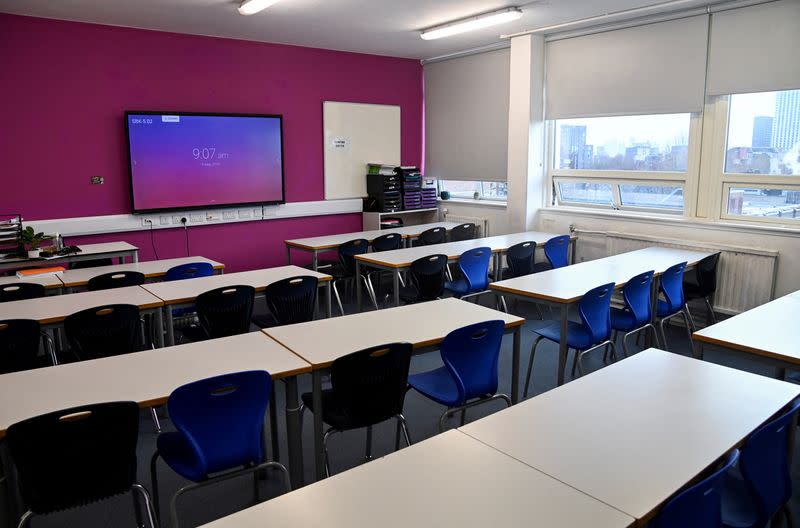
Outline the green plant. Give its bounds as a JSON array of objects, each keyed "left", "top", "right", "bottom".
[{"left": 20, "top": 226, "right": 49, "bottom": 251}]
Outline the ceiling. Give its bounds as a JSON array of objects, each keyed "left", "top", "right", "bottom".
[{"left": 1, "top": 0, "right": 708, "bottom": 60}]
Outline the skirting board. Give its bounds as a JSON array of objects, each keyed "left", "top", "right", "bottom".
[{"left": 26, "top": 199, "right": 363, "bottom": 237}]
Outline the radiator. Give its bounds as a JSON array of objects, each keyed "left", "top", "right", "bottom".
[
  {"left": 443, "top": 214, "right": 490, "bottom": 238},
  {"left": 574, "top": 230, "right": 779, "bottom": 315}
]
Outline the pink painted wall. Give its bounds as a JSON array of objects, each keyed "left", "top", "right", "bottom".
[{"left": 0, "top": 14, "right": 423, "bottom": 270}]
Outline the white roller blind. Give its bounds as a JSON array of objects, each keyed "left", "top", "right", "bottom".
[
  {"left": 707, "top": 0, "right": 800, "bottom": 95},
  {"left": 545, "top": 16, "right": 709, "bottom": 119},
  {"left": 424, "top": 49, "right": 510, "bottom": 181}
]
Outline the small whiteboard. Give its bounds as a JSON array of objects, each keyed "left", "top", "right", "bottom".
[{"left": 323, "top": 101, "right": 401, "bottom": 200}]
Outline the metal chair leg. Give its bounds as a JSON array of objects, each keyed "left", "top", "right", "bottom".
[
  {"left": 459, "top": 408, "right": 467, "bottom": 426},
  {"left": 684, "top": 305, "right": 697, "bottom": 332},
  {"left": 704, "top": 297, "right": 718, "bottom": 324},
  {"left": 131, "top": 483, "right": 158, "bottom": 528},
  {"left": 682, "top": 309, "right": 695, "bottom": 356},
  {"left": 360, "top": 275, "right": 378, "bottom": 310},
  {"left": 395, "top": 414, "right": 412, "bottom": 448},
  {"left": 365, "top": 425, "right": 373, "bottom": 461},
  {"left": 16, "top": 511, "right": 33, "bottom": 528},
  {"left": 659, "top": 319, "right": 669, "bottom": 351},
  {"left": 323, "top": 428, "right": 337, "bottom": 477},
  {"left": 150, "top": 451, "right": 161, "bottom": 524},
  {"left": 332, "top": 281, "right": 344, "bottom": 316},
  {"left": 150, "top": 408, "right": 161, "bottom": 433},
  {"left": 524, "top": 336, "right": 544, "bottom": 398},
  {"left": 500, "top": 296, "right": 509, "bottom": 313}
]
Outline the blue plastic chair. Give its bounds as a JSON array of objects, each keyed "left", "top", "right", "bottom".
[
  {"left": 722, "top": 399, "right": 800, "bottom": 528},
  {"left": 533, "top": 235, "right": 571, "bottom": 272},
  {"left": 165, "top": 262, "right": 215, "bottom": 281},
  {"left": 525, "top": 283, "right": 617, "bottom": 396},
  {"left": 408, "top": 320, "right": 511, "bottom": 431},
  {"left": 444, "top": 247, "right": 492, "bottom": 300},
  {"left": 656, "top": 262, "right": 695, "bottom": 351},
  {"left": 610, "top": 270, "right": 660, "bottom": 357},
  {"left": 653, "top": 449, "right": 740, "bottom": 528},
  {"left": 150, "top": 371, "right": 290, "bottom": 528}
]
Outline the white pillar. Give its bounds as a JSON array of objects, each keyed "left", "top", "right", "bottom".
[{"left": 506, "top": 34, "right": 546, "bottom": 232}]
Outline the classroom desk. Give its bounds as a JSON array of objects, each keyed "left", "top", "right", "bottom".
[
  {"left": 354, "top": 231, "right": 576, "bottom": 308},
  {"left": 490, "top": 246, "right": 713, "bottom": 385},
  {"left": 58, "top": 256, "right": 224, "bottom": 289},
  {"left": 0, "top": 332, "right": 311, "bottom": 493},
  {"left": 0, "top": 242, "right": 139, "bottom": 273},
  {"left": 284, "top": 222, "right": 460, "bottom": 270},
  {"left": 199, "top": 430, "right": 635, "bottom": 528},
  {"left": 141, "top": 266, "right": 333, "bottom": 346},
  {"left": 263, "top": 298, "right": 524, "bottom": 481},
  {"left": 460, "top": 349, "right": 800, "bottom": 526},
  {"left": 0, "top": 285, "right": 165, "bottom": 347},
  {"left": 0, "top": 274, "right": 63, "bottom": 291},
  {"left": 693, "top": 290, "right": 800, "bottom": 378}
]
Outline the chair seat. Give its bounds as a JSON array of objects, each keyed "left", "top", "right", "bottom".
[
  {"left": 721, "top": 470, "right": 759, "bottom": 528},
  {"left": 444, "top": 279, "right": 470, "bottom": 296},
  {"left": 301, "top": 388, "right": 374, "bottom": 431},
  {"left": 683, "top": 282, "right": 707, "bottom": 300},
  {"left": 534, "top": 320, "right": 598, "bottom": 350},
  {"left": 178, "top": 325, "right": 208, "bottom": 343},
  {"left": 408, "top": 367, "right": 463, "bottom": 407},
  {"left": 656, "top": 299, "right": 683, "bottom": 318},
  {"left": 533, "top": 262, "right": 552, "bottom": 273},
  {"left": 157, "top": 432, "right": 207, "bottom": 482},
  {"left": 610, "top": 307, "right": 646, "bottom": 332}
]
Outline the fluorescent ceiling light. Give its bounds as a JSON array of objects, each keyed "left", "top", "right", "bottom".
[
  {"left": 420, "top": 7, "right": 523, "bottom": 40},
  {"left": 238, "top": 0, "right": 281, "bottom": 16}
]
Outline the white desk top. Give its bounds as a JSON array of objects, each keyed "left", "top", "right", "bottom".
[
  {"left": 0, "top": 241, "right": 139, "bottom": 266},
  {"left": 200, "top": 430, "right": 634, "bottom": 528},
  {"left": 460, "top": 349, "right": 800, "bottom": 523},
  {"left": 490, "top": 246, "right": 713, "bottom": 303},
  {"left": 0, "top": 285, "right": 163, "bottom": 324},
  {"left": 59, "top": 256, "right": 224, "bottom": 287},
  {"left": 141, "top": 266, "right": 331, "bottom": 305},
  {"left": 264, "top": 298, "right": 523, "bottom": 369},
  {"left": 693, "top": 290, "right": 800, "bottom": 364},
  {"left": 355, "top": 231, "right": 572, "bottom": 268},
  {"left": 0, "top": 274, "right": 63, "bottom": 289},
  {"left": 0, "top": 332, "right": 309, "bottom": 437},
  {"left": 285, "top": 222, "right": 460, "bottom": 250}
]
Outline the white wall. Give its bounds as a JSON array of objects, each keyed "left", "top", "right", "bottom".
[{"left": 441, "top": 201, "right": 510, "bottom": 236}]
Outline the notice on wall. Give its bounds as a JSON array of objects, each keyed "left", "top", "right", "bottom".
[{"left": 331, "top": 137, "right": 350, "bottom": 151}]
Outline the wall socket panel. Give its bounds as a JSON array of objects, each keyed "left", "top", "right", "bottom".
[
  {"left": 223, "top": 211, "right": 236, "bottom": 220},
  {"left": 189, "top": 213, "right": 204, "bottom": 223},
  {"left": 238, "top": 209, "right": 252, "bottom": 219}
]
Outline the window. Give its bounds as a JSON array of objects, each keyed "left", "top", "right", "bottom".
[
  {"left": 619, "top": 184, "right": 684, "bottom": 210},
  {"left": 557, "top": 182, "right": 613, "bottom": 206},
  {"left": 725, "top": 187, "right": 800, "bottom": 220},
  {"left": 554, "top": 114, "right": 691, "bottom": 172},
  {"left": 438, "top": 180, "right": 507, "bottom": 202},
  {"left": 725, "top": 90, "right": 800, "bottom": 176}
]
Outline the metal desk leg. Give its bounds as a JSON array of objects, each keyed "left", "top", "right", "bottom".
[
  {"left": 557, "top": 304, "right": 569, "bottom": 386},
  {"left": 132, "top": 251, "right": 139, "bottom": 263},
  {"left": 312, "top": 250, "right": 318, "bottom": 272},
  {"left": 154, "top": 308, "right": 165, "bottom": 348},
  {"left": 695, "top": 341, "right": 704, "bottom": 361},
  {"left": 286, "top": 245, "right": 292, "bottom": 265},
  {"left": 511, "top": 326, "right": 521, "bottom": 403},
  {"left": 284, "top": 376, "right": 304, "bottom": 489},
  {"left": 570, "top": 240, "right": 577, "bottom": 265},
  {"left": 646, "top": 276, "right": 659, "bottom": 349},
  {"left": 312, "top": 370, "right": 325, "bottom": 481},
  {"left": 326, "top": 282, "right": 332, "bottom": 318},
  {"left": 393, "top": 269, "right": 401, "bottom": 307},
  {"left": 355, "top": 260, "right": 362, "bottom": 312},
  {"left": 163, "top": 306, "right": 175, "bottom": 347}
]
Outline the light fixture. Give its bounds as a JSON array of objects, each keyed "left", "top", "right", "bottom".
[
  {"left": 420, "top": 7, "right": 523, "bottom": 40},
  {"left": 238, "top": 0, "right": 281, "bottom": 16}
]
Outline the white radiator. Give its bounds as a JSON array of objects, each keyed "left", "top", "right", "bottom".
[
  {"left": 575, "top": 230, "right": 779, "bottom": 315},
  {"left": 443, "top": 214, "right": 490, "bottom": 238}
]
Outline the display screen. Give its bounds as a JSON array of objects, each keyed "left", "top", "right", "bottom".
[{"left": 126, "top": 112, "right": 285, "bottom": 212}]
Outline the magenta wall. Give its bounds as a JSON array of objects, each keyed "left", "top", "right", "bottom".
[{"left": 0, "top": 14, "right": 423, "bottom": 270}]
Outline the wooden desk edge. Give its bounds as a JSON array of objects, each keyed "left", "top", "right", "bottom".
[
  {"left": 489, "top": 283, "right": 580, "bottom": 304},
  {"left": 692, "top": 332, "right": 800, "bottom": 365}
]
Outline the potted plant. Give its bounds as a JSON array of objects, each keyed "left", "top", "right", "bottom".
[{"left": 20, "top": 227, "right": 50, "bottom": 258}]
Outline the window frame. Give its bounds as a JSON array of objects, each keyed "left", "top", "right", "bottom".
[{"left": 438, "top": 179, "right": 508, "bottom": 203}]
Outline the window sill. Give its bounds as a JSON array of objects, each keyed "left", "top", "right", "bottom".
[
  {"left": 439, "top": 198, "right": 507, "bottom": 208},
  {"left": 541, "top": 206, "right": 800, "bottom": 238}
]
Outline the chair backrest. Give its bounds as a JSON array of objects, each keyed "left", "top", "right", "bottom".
[
  {"left": 0, "top": 319, "right": 43, "bottom": 374},
  {"left": 695, "top": 253, "right": 720, "bottom": 297},
  {"left": 739, "top": 398, "right": 800, "bottom": 524},
  {"left": 440, "top": 320, "right": 505, "bottom": 404},
  {"left": 70, "top": 258, "right": 114, "bottom": 269},
  {"left": 196, "top": 285, "right": 255, "bottom": 339},
  {"left": 330, "top": 342, "right": 413, "bottom": 428},
  {"left": 0, "top": 282, "right": 46, "bottom": 303},
  {"left": 167, "top": 371, "right": 272, "bottom": 477},
  {"left": 544, "top": 235, "right": 571, "bottom": 269},
  {"left": 458, "top": 247, "right": 492, "bottom": 292},
  {"left": 371, "top": 233, "right": 402, "bottom": 252},
  {"left": 653, "top": 449, "right": 740, "bottom": 528},
  {"left": 64, "top": 304, "right": 140, "bottom": 360},
  {"left": 87, "top": 271, "right": 145, "bottom": 291},
  {"left": 165, "top": 262, "right": 215, "bottom": 282},
  {"left": 409, "top": 254, "right": 448, "bottom": 301},
  {"left": 6, "top": 401, "right": 140, "bottom": 514},
  {"left": 449, "top": 223, "right": 476, "bottom": 242},
  {"left": 264, "top": 276, "right": 318, "bottom": 325},
  {"left": 337, "top": 239, "right": 369, "bottom": 276},
  {"left": 417, "top": 227, "right": 446, "bottom": 246},
  {"left": 578, "top": 283, "right": 615, "bottom": 344},
  {"left": 660, "top": 262, "right": 688, "bottom": 314},
  {"left": 506, "top": 241, "right": 537, "bottom": 278},
  {"left": 622, "top": 271, "right": 655, "bottom": 326}
]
